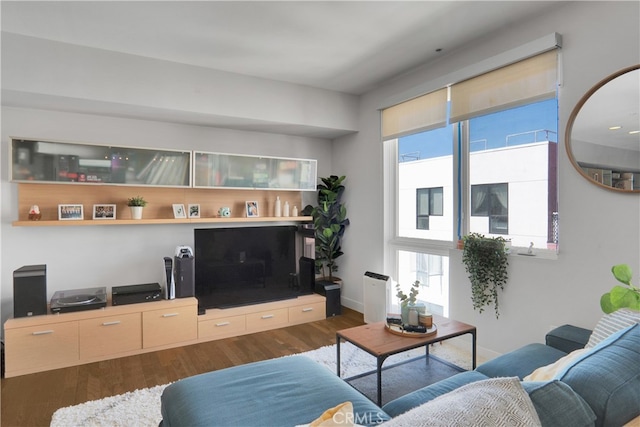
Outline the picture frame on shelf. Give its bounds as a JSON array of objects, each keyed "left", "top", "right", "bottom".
[
  {"left": 92, "top": 204, "right": 116, "bottom": 220},
  {"left": 188, "top": 204, "right": 200, "bottom": 219},
  {"left": 172, "top": 204, "right": 187, "bottom": 219},
  {"left": 246, "top": 201, "right": 259, "bottom": 217},
  {"left": 58, "top": 204, "right": 84, "bottom": 221}
]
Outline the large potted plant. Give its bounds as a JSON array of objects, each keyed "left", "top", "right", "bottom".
[
  {"left": 302, "top": 175, "right": 350, "bottom": 285},
  {"left": 461, "top": 232, "right": 509, "bottom": 318}
]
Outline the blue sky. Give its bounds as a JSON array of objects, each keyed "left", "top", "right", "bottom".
[{"left": 399, "top": 99, "right": 558, "bottom": 161}]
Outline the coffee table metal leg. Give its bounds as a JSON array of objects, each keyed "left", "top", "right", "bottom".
[
  {"left": 471, "top": 330, "right": 477, "bottom": 369},
  {"left": 425, "top": 343, "right": 430, "bottom": 365},
  {"left": 377, "top": 356, "right": 383, "bottom": 406},
  {"left": 336, "top": 334, "right": 341, "bottom": 376}
]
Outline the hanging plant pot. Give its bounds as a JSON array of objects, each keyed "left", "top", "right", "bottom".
[{"left": 462, "top": 233, "right": 509, "bottom": 318}]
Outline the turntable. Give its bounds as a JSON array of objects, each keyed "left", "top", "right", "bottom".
[{"left": 50, "top": 287, "right": 107, "bottom": 313}]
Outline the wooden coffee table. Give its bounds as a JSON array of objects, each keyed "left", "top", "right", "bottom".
[{"left": 336, "top": 314, "right": 476, "bottom": 406}]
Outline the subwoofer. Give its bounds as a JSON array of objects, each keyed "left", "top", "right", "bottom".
[{"left": 13, "top": 264, "right": 47, "bottom": 318}]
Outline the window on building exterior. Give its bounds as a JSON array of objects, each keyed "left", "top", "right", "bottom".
[
  {"left": 416, "top": 187, "right": 443, "bottom": 230},
  {"left": 471, "top": 183, "right": 508, "bottom": 234},
  {"left": 383, "top": 48, "right": 559, "bottom": 316}
]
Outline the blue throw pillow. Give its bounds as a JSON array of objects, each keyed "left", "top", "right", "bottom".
[{"left": 522, "top": 381, "right": 596, "bottom": 427}]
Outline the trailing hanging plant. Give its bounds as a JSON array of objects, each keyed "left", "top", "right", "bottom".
[
  {"left": 600, "top": 264, "right": 640, "bottom": 314},
  {"left": 462, "top": 232, "right": 509, "bottom": 318}
]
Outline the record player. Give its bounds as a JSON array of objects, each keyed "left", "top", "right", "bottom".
[{"left": 50, "top": 287, "right": 107, "bottom": 313}]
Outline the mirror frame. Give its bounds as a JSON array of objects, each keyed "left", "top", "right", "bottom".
[{"left": 565, "top": 64, "right": 640, "bottom": 193}]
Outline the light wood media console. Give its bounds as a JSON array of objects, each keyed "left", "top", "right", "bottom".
[{"left": 3, "top": 294, "right": 325, "bottom": 378}]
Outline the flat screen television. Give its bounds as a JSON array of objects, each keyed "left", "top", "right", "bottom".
[{"left": 194, "top": 226, "right": 312, "bottom": 309}]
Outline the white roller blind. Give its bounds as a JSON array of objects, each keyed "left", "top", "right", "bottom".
[
  {"left": 382, "top": 88, "right": 448, "bottom": 140},
  {"left": 450, "top": 50, "right": 557, "bottom": 123}
]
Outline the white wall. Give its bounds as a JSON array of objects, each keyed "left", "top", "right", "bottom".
[
  {"left": 0, "top": 107, "right": 333, "bottom": 326},
  {"left": 334, "top": 1, "right": 640, "bottom": 354}
]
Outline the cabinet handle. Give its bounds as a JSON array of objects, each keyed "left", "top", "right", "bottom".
[
  {"left": 302, "top": 307, "right": 314, "bottom": 312},
  {"left": 32, "top": 330, "right": 54, "bottom": 335},
  {"left": 102, "top": 321, "right": 121, "bottom": 326},
  {"left": 215, "top": 321, "right": 230, "bottom": 327},
  {"left": 162, "top": 313, "right": 179, "bottom": 318},
  {"left": 261, "top": 314, "right": 274, "bottom": 319}
]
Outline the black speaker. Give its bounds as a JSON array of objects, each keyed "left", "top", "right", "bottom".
[
  {"left": 324, "top": 283, "right": 342, "bottom": 317},
  {"left": 299, "top": 257, "right": 315, "bottom": 293},
  {"left": 174, "top": 256, "right": 195, "bottom": 298},
  {"left": 13, "top": 264, "right": 47, "bottom": 318}
]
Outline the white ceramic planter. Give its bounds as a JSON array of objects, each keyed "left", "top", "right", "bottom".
[{"left": 130, "top": 206, "right": 144, "bottom": 220}]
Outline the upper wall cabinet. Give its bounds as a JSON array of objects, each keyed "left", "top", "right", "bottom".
[
  {"left": 11, "top": 138, "right": 192, "bottom": 187},
  {"left": 194, "top": 151, "right": 317, "bottom": 191}
]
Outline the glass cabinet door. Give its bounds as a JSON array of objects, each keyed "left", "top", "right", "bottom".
[
  {"left": 11, "top": 138, "right": 191, "bottom": 187},
  {"left": 194, "top": 151, "right": 317, "bottom": 191}
]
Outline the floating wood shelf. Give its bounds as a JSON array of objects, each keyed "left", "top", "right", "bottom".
[{"left": 12, "top": 216, "right": 312, "bottom": 227}]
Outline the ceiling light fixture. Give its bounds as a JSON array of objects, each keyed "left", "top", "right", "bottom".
[
  {"left": 629, "top": 130, "right": 640, "bottom": 135},
  {"left": 608, "top": 126, "right": 622, "bottom": 130}
]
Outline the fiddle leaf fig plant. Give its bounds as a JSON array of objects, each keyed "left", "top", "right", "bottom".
[
  {"left": 600, "top": 264, "right": 640, "bottom": 314},
  {"left": 301, "top": 175, "right": 350, "bottom": 282},
  {"left": 462, "top": 233, "right": 509, "bottom": 318}
]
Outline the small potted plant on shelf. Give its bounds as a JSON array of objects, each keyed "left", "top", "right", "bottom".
[{"left": 126, "top": 196, "right": 147, "bottom": 220}]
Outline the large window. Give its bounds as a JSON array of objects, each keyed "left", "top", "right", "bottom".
[{"left": 383, "top": 47, "right": 559, "bottom": 315}]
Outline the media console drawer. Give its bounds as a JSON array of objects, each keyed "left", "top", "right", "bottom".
[
  {"left": 246, "top": 308, "right": 289, "bottom": 332},
  {"left": 4, "top": 320, "right": 79, "bottom": 376},
  {"left": 143, "top": 304, "right": 198, "bottom": 348},
  {"left": 288, "top": 301, "right": 325, "bottom": 324},
  {"left": 199, "top": 314, "right": 246, "bottom": 339},
  {"left": 79, "top": 312, "right": 142, "bottom": 359}
]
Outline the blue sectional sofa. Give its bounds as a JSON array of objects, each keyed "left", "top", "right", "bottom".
[{"left": 160, "top": 320, "right": 639, "bottom": 427}]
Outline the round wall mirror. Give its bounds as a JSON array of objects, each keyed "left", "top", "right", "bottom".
[{"left": 565, "top": 65, "right": 640, "bottom": 193}]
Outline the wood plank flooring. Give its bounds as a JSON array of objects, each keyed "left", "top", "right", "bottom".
[{"left": 1, "top": 308, "right": 364, "bottom": 427}]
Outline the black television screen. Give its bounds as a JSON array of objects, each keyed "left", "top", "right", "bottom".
[{"left": 194, "top": 226, "right": 310, "bottom": 309}]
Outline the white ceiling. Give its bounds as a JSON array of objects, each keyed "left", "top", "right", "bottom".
[
  {"left": 1, "top": 1, "right": 561, "bottom": 95},
  {"left": 10, "top": 1, "right": 634, "bottom": 150}
]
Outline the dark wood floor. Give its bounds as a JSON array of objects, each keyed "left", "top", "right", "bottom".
[{"left": 1, "top": 307, "right": 364, "bottom": 427}]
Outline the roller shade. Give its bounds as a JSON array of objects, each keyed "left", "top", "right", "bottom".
[
  {"left": 382, "top": 88, "right": 448, "bottom": 140},
  {"left": 450, "top": 50, "right": 557, "bottom": 123}
]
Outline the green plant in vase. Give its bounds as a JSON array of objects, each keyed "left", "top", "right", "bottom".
[{"left": 396, "top": 280, "right": 424, "bottom": 325}]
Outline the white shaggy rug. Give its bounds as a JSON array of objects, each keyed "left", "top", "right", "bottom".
[{"left": 50, "top": 341, "right": 472, "bottom": 427}]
